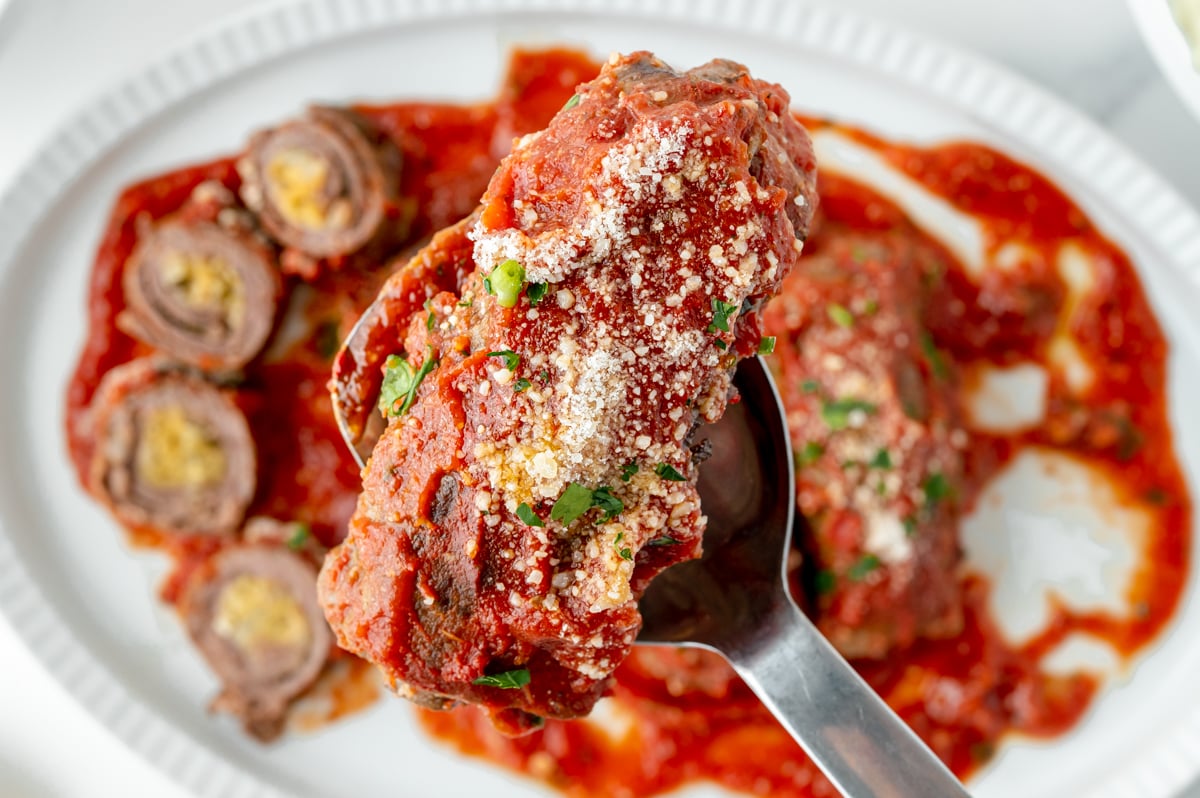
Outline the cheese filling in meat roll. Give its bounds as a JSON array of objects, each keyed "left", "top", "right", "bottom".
[
  {"left": 181, "top": 538, "right": 332, "bottom": 741},
  {"left": 121, "top": 219, "right": 281, "bottom": 371},
  {"left": 88, "top": 359, "right": 256, "bottom": 537},
  {"left": 238, "top": 106, "right": 401, "bottom": 260},
  {"left": 320, "top": 51, "right": 817, "bottom": 732},
  {"left": 764, "top": 233, "right": 967, "bottom": 659}
]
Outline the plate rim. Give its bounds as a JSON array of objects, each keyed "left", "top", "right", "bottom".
[{"left": 1, "top": 1, "right": 1200, "bottom": 797}]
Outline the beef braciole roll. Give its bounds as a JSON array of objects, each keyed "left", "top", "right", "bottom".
[
  {"left": 180, "top": 536, "right": 333, "bottom": 741},
  {"left": 238, "top": 106, "right": 402, "bottom": 264},
  {"left": 88, "top": 359, "right": 256, "bottom": 537},
  {"left": 120, "top": 209, "right": 281, "bottom": 371},
  {"left": 763, "top": 232, "right": 967, "bottom": 659},
  {"left": 320, "top": 51, "right": 818, "bottom": 733}
]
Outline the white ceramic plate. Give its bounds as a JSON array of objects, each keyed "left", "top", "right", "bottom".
[
  {"left": 1129, "top": 0, "right": 1200, "bottom": 126},
  {"left": 2, "top": 1, "right": 1200, "bottom": 797}
]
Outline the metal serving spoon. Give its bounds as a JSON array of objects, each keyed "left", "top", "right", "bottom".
[
  {"left": 334, "top": 346, "right": 969, "bottom": 797},
  {"left": 638, "top": 356, "right": 970, "bottom": 798}
]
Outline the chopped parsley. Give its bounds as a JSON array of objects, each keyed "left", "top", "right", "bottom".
[
  {"left": 286, "top": 523, "right": 310, "bottom": 551},
  {"left": 820, "top": 398, "right": 877, "bottom": 431},
  {"left": 868, "top": 448, "right": 893, "bottom": 469},
  {"left": 647, "top": 535, "right": 681, "bottom": 547},
  {"left": 562, "top": 93, "right": 581, "bottom": 110},
  {"left": 923, "top": 472, "right": 952, "bottom": 510},
  {"left": 813, "top": 569, "right": 837, "bottom": 595},
  {"left": 654, "top": 463, "right": 686, "bottom": 482},
  {"left": 379, "top": 349, "right": 438, "bottom": 417},
  {"left": 620, "top": 461, "right": 639, "bottom": 482},
  {"left": 902, "top": 515, "right": 918, "bottom": 537},
  {"left": 757, "top": 336, "right": 776, "bottom": 355},
  {"left": 513, "top": 377, "right": 532, "bottom": 392},
  {"left": 707, "top": 298, "right": 738, "bottom": 333},
  {"left": 795, "top": 441, "right": 824, "bottom": 468},
  {"left": 550, "top": 483, "right": 624, "bottom": 525},
  {"left": 457, "top": 297, "right": 473, "bottom": 308},
  {"left": 473, "top": 669, "right": 531, "bottom": 689},
  {"left": 827, "top": 303, "right": 854, "bottom": 328},
  {"left": 615, "top": 531, "right": 633, "bottom": 561},
  {"left": 847, "top": 553, "right": 882, "bottom": 581},
  {"left": 487, "top": 259, "right": 525, "bottom": 308},
  {"left": 551, "top": 483, "right": 594, "bottom": 525},
  {"left": 863, "top": 298, "right": 879, "bottom": 315},
  {"left": 516, "top": 502, "right": 544, "bottom": 528},
  {"left": 714, "top": 339, "right": 728, "bottom": 351},
  {"left": 314, "top": 320, "right": 341, "bottom": 360},
  {"left": 590, "top": 487, "right": 624, "bottom": 522},
  {"left": 801, "top": 378, "right": 820, "bottom": 394},
  {"left": 486, "top": 349, "right": 520, "bottom": 371},
  {"left": 920, "top": 332, "right": 949, "bottom": 380},
  {"left": 526, "top": 282, "right": 549, "bottom": 305}
]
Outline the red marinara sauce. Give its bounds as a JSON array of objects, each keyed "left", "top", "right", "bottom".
[{"left": 64, "top": 49, "right": 1190, "bottom": 795}]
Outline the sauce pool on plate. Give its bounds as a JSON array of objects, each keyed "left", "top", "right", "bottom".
[{"left": 64, "top": 48, "right": 1190, "bottom": 795}]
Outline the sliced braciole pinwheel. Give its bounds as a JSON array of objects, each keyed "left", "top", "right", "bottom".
[{"left": 88, "top": 359, "right": 256, "bottom": 537}]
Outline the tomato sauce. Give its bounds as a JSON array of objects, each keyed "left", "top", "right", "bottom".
[{"left": 65, "top": 49, "right": 1190, "bottom": 795}]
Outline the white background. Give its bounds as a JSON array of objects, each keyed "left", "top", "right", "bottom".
[{"left": 1, "top": 0, "right": 1198, "bottom": 796}]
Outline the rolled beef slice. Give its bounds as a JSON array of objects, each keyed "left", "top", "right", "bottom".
[
  {"left": 238, "top": 106, "right": 403, "bottom": 262},
  {"left": 88, "top": 358, "right": 256, "bottom": 538},
  {"left": 319, "top": 51, "right": 818, "bottom": 733},
  {"left": 181, "top": 539, "right": 332, "bottom": 741},
  {"left": 120, "top": 217, "right": 281, "bottom": 371},
  {"left": 763, "top": 232, "right": 967, "bottom": 659}
]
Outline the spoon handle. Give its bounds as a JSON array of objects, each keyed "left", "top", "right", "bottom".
[{"left": 726, "top": 593, "right": 972, "bottom": 798}]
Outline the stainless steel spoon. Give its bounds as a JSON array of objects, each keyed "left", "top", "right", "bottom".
[
  {"left": 638, "top": 356, "right": 970, "bottom": 798},
  {"left": 334, "top": 348, "right": 969, "bottom": 797}
]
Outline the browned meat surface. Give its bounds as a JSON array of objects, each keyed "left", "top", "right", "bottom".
[
  {"left": 87, "top": 358, "right": 256, "bottom": 537},
  {"left": 320, "top": 51, "right": 817, "bottom": 733},
  {"left": 238, "top": 106, "right": 406, "bottom": 273},
  {"left": 763, "top": 232, "right": 967, "bottom": 659},
  {"left": 119, "top": 185, "right": 281, "bottom": 371},
  {"left": 180, "top": 527, "right": 333, "bottom": 741}
]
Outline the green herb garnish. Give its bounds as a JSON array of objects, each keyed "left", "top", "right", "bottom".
[
  {"left": 315, "top": 320, "right": 341, "bottom": 360},
  {"left": 902, "top": 515, "right": 918, "bottom": 536},
  {"left": 516, "top": 502, "right": 544, "bottom": 528},
  {"left": 820, "top": 398, "right": 877, "bottom": 431},
  {"left": 707, "top": 298, "right": 738, "bottom": 333},
  {"left": 801, "top": 379, "right": 820, "bottom": 394},
  {"left": 513, "top": 378, "right": 532, "bottom": 392},
  {"left": 757, "top": 336, "right": 776, "bottom": 355},
  {"left": 487, "top": 349, "right": 520, "bottom": 371},
  {"left": 814, "top": 569, "right": 837, "bottom": 595},
  {"left": 286, "top": 523, "right": 310, "bottom": 551},
  {"left": 647, "top": 535, "right": 681, "bottom": 547},
  {"left": 526, "top": 282, "right": 548, "bottom": 305},
  {"left": 654, "top": 463, "right": 686, "bottom": 482},
  {"left": 827, "top": 304, "right": 854, "bottom": 328},
  {"left": 615, "top": 531, "right": 633, "bottom": 561},
  {"left": 923, "top": 472, "right": 952, "bottom": 510},
  {"left": 590, "top": 487, "right": 624, "bottom": 522},
  {"left": 620, "top": 462, "right": 638, "bottom": 482},
  {"left": 473, "top": 669, "right": 531, "bottom": 689},
  {"left": 796, "top": 441, "right": 824, "bottom": 468},
  {"left": 488, "top": 259, "right": 526, "bottom": 308},
  {"left": 714, "top": 339, "right": 728, "bottom": 351},
  {"left": 847, "top": 553, "right": 882, "bottom": 581},
  {"left": 379, "top": 349, "right": 439, "bottom": 417},
  {"left": 562, "top": 93, "right": 581, "bottom": 110},
  {"left": 920, "top": 332, "right": 949, "bottom": 380},
  {"left": 551, "top": 483, "right": 595, "bottom": 525},
  {"left": 869, "top": 449, "right": 893, "bottom": 469}
]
